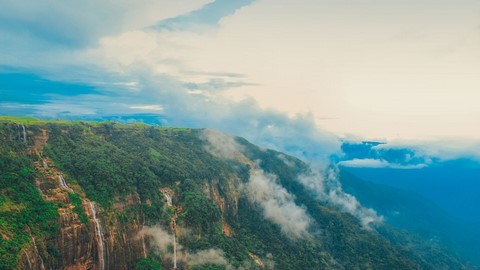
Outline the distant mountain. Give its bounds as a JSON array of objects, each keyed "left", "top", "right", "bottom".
[
  {"left": 0, "top": 117, "right": 474, "bottom": 269},
  {"left": 340, "top": 169, "right": 480, "bottom": 266},
  {"left": 339, "top": 140, "right": 480, "bottom": 224},
  {"left": 344, "top": 164, "right": 480, "bottom": 224}
]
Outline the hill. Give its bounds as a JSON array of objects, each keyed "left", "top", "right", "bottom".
[{"left": 0, "top": 117, "right": 473, "bottom": 269}]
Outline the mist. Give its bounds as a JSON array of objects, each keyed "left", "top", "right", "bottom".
[
  {"left": 200, "top": 129, "right": 244, "bottom": 160},
  {"left": 139, "top": 226, "right": 235, "bottom": 268},
  {"left": 245, "top": 167, "right": 313, "bottom": 238},
  {"left": 298, "top": 166, "right": 383, "bottom": 229}
]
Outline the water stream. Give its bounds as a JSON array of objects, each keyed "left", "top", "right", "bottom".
[
  {"left": 21, "top": 125, "right": 27, "bottom": 143},
  {"left": 23, "top": 250, "right": 32, "bottom": 269},
  {"left": 58, "top": 175, "right": 74, "bottom": 193},
  {"left": 87, "top": 201, "right": 106, "bottom": 270},
  {"left": 173, "top": 218, "right": 177, "bottom": 270},
  {"left": 141, "top": 223, "right": 147, "bottom": 259}
]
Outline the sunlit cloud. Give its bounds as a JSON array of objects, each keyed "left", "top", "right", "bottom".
[
  {"left": 129, "top": 105, "right": 164, "bottom": 111},
  {"left": 338, "top": 158, "right": 428, "bottom": 169}
]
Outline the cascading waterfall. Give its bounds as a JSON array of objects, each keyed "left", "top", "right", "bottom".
[
  {"left": 23, "top": 250, "right": 32, "bottom": 269},
  {"left": 21, "top": 125, "right": 27, "bottom": 143},
  {"left": 141, "top": 223, "right": 147, "bottom": 259},
  {"left": 173, "top": 218, "right": 177, "bottom": 270},
  {"left": 58, "top": 175, "right": 67, "bottom": 189},
  {"left": 29, "top": 233, "right": 45, "bottom": 270},
  {"left": 88, "top": 201, "right": 106, "bottom": 270},
  {"left": 58, "top": 175, "right": 74, "bottom": 193}
]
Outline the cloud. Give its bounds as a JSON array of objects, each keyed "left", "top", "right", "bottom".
[
  {"left": 0, "top": 0, "right": 210, "bottom": 49},
  {"left": 184, "top": 78, "right": 256, "bottom": 92},
  {"left": 277, "top": 154, "right": 295, "bottom": 167},
  {"left": 373, "top": 139, "right": 480, "bottom": 163},
  {"left": 200, "top": 129, "right": 245, "bottom": 160},
  {"left": 297, "top": 166, "right": 383, "bottom": 229},
  {"left": 187, "top": 249, "right": 229, "bottom": 267},
  {"left": 139, "top": 226, "right": 234, "bottom": 268},
  {"left": 338, "top": 158, "right": 427, "bottom": 169},
  {"left": 129, "top": 105, "right": 164, "bottom": 111},
  {"left": 138, "top": 226, "right": 172, "bottom": 253},
  {"left": 1, "top": 0, "right": 342, "bottom": 163},
  {"left": 152, "top": 0, "right": 256, "bottom": 32},
  {"left": 245, "top": 167, "right": 312, "bottom": 238},
  {"left": 0, "top": 1, "right": 123, "bottom": 48}
]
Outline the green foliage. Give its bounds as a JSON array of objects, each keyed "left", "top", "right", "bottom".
[
  {"left": 180, "top": 181, "right": 221, "bottom": 234},
  {"left": 191, "top": 265, "right": 225, "bottom": 270},
  {"left": 0, "top": 123, "right": 59, "bottom": 269},
  {"left": 68, "top": 193, "right": 88, "bottom": 224},
  {"left": 0, "top": 119, "right": 473, "bottom": 270},
  {"left": 135, "top": 257, "right": 163, "bottom": 270}
]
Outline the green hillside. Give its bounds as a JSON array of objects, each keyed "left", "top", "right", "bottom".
[{"left": 0, "top": 117, "right": 473, "bottom": 269}]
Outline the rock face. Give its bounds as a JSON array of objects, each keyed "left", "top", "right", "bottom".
[
  {"left": 16, "top": 136, "right": 148, "bottom": 270},
  {"left": 0, "top": 120, "right": 472, "bottom": 270}
]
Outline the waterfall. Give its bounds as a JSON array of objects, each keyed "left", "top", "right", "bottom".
[
  {"left": 58, "top": 175, "right": 74, "bottom": 193},
  {"left": 161, "top": 190, "right": 173, "bottom": 206},
  {"left": 29, "top": 233, "right": 45, "bottom": 270},
  {"left": 173, "top": 219, "right": 177, "bottom": 270},
  {"left": 58, "top": 175, "right": 67, "bottom": 189},
  {"left": 88, "top": 202, "right": 106, "bottom": 270},
  {"left": 141, "top": 223, "right": 147, "bottom": 259},
  {"left": 21, "top": 125, "right": 27, "bottom": 143},
  {"left": 141, "top": 234, "right": 147, "bottom": 259},
  {"left": 23, "top": 250, "right": 32, "bottom": 269}
]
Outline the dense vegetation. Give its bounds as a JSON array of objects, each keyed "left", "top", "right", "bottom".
[
  {"left": 0, "top": 123, "right": 59, "bottom": 269},
  {"left": 0, "top": 117, "right": 475, "bottom": 269}
]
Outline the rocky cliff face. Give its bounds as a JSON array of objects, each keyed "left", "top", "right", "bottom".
[
  {"left": 13, "top": 126, "right": 148, "bottom": 270},
  {"left": 0, "top": 119, "right": 472, "bottom": 270}
]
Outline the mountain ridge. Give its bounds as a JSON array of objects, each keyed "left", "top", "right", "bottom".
[{"left": 0, "top": 117, "right": 473, "bottom": 269}]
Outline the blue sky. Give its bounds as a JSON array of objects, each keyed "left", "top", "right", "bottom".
[{"left": 1, "top": 0, "right": 479, "bottom": 163}]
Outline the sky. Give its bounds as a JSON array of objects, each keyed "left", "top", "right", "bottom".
[{"left": 1, "top": 0, "right": 480, "bottom": 160}]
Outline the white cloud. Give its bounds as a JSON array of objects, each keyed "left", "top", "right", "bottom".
[
  {"left": 200, "top": 129, "right": 244, "bottom": 160},
  {"left": 138, "top": 226, "right": 172, "bottom": 253},
  {"left": 3, "top": 0, "right": 478, "bottom": 162},
  {"left": 129, "top": 105, "right": 164, "bottom": 111},
  {"left": 297, "top": 167, "right": 383, "bottom": 229},
  {"left": 373, "top": 139, "right": 480, "bottom": 162},
  {"left": 139, "top": 226, "right": 235, "bottom": 268},
  {"left": 187, "top": 249, "right": 229, "bottom": 267},
  {"left": 245, "top": 167, "right": 312, "bottom": 238},
  {"left": 338, "top": 158, "right": 427, "bottom": 169}
]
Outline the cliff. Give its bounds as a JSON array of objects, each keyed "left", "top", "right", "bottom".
[{"left": 0, "top": 117, "right": 471, "bottom": 269}]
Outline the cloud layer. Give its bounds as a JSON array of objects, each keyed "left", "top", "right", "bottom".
[
  {"left": 339, "top": 158, "right": 427, "bottom": 169},
  {"left": 298, "top": 167, "right": 383, "bottom": 229},
  {"left": 139, "top": 226, "right": 234, "bottom": 268},
  {"left": 200, "top": 129, "right": 245, "bottom": 160},
  {"left": 245, "top": 167, "right": 312, "bottom": 238}
]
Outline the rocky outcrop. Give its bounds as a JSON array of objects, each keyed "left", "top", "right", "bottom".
[
  {"left": 102, "top": 195, "right": 146, "bottom": 270},
  {"left": 26, "top": 134, "right": 147, "bottom": 270},
  {"left": 18, "top": 240, "right": 46, "bottom": 270}
]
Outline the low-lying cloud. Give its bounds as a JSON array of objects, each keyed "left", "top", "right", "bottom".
[
  {"left": 373, "top": 139, "right": 480, "bottom": 163},
  {"left": 200, "top": 129, "right": 244, "bottom": 160},
  {"left": 245, "top": 167, "right": 312, "bottom": 238},
  {"left": 187, "top": 249, "right": 229, "bottom": 267},
  {"left": 139, "top": 226, "right": 234, "bottom": 268},
  {"left": 339, "top": 158, "right": 427, "bottom": 169},
  {"left": 298, "top": 166, "right": 383, "bottom": 229}
]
